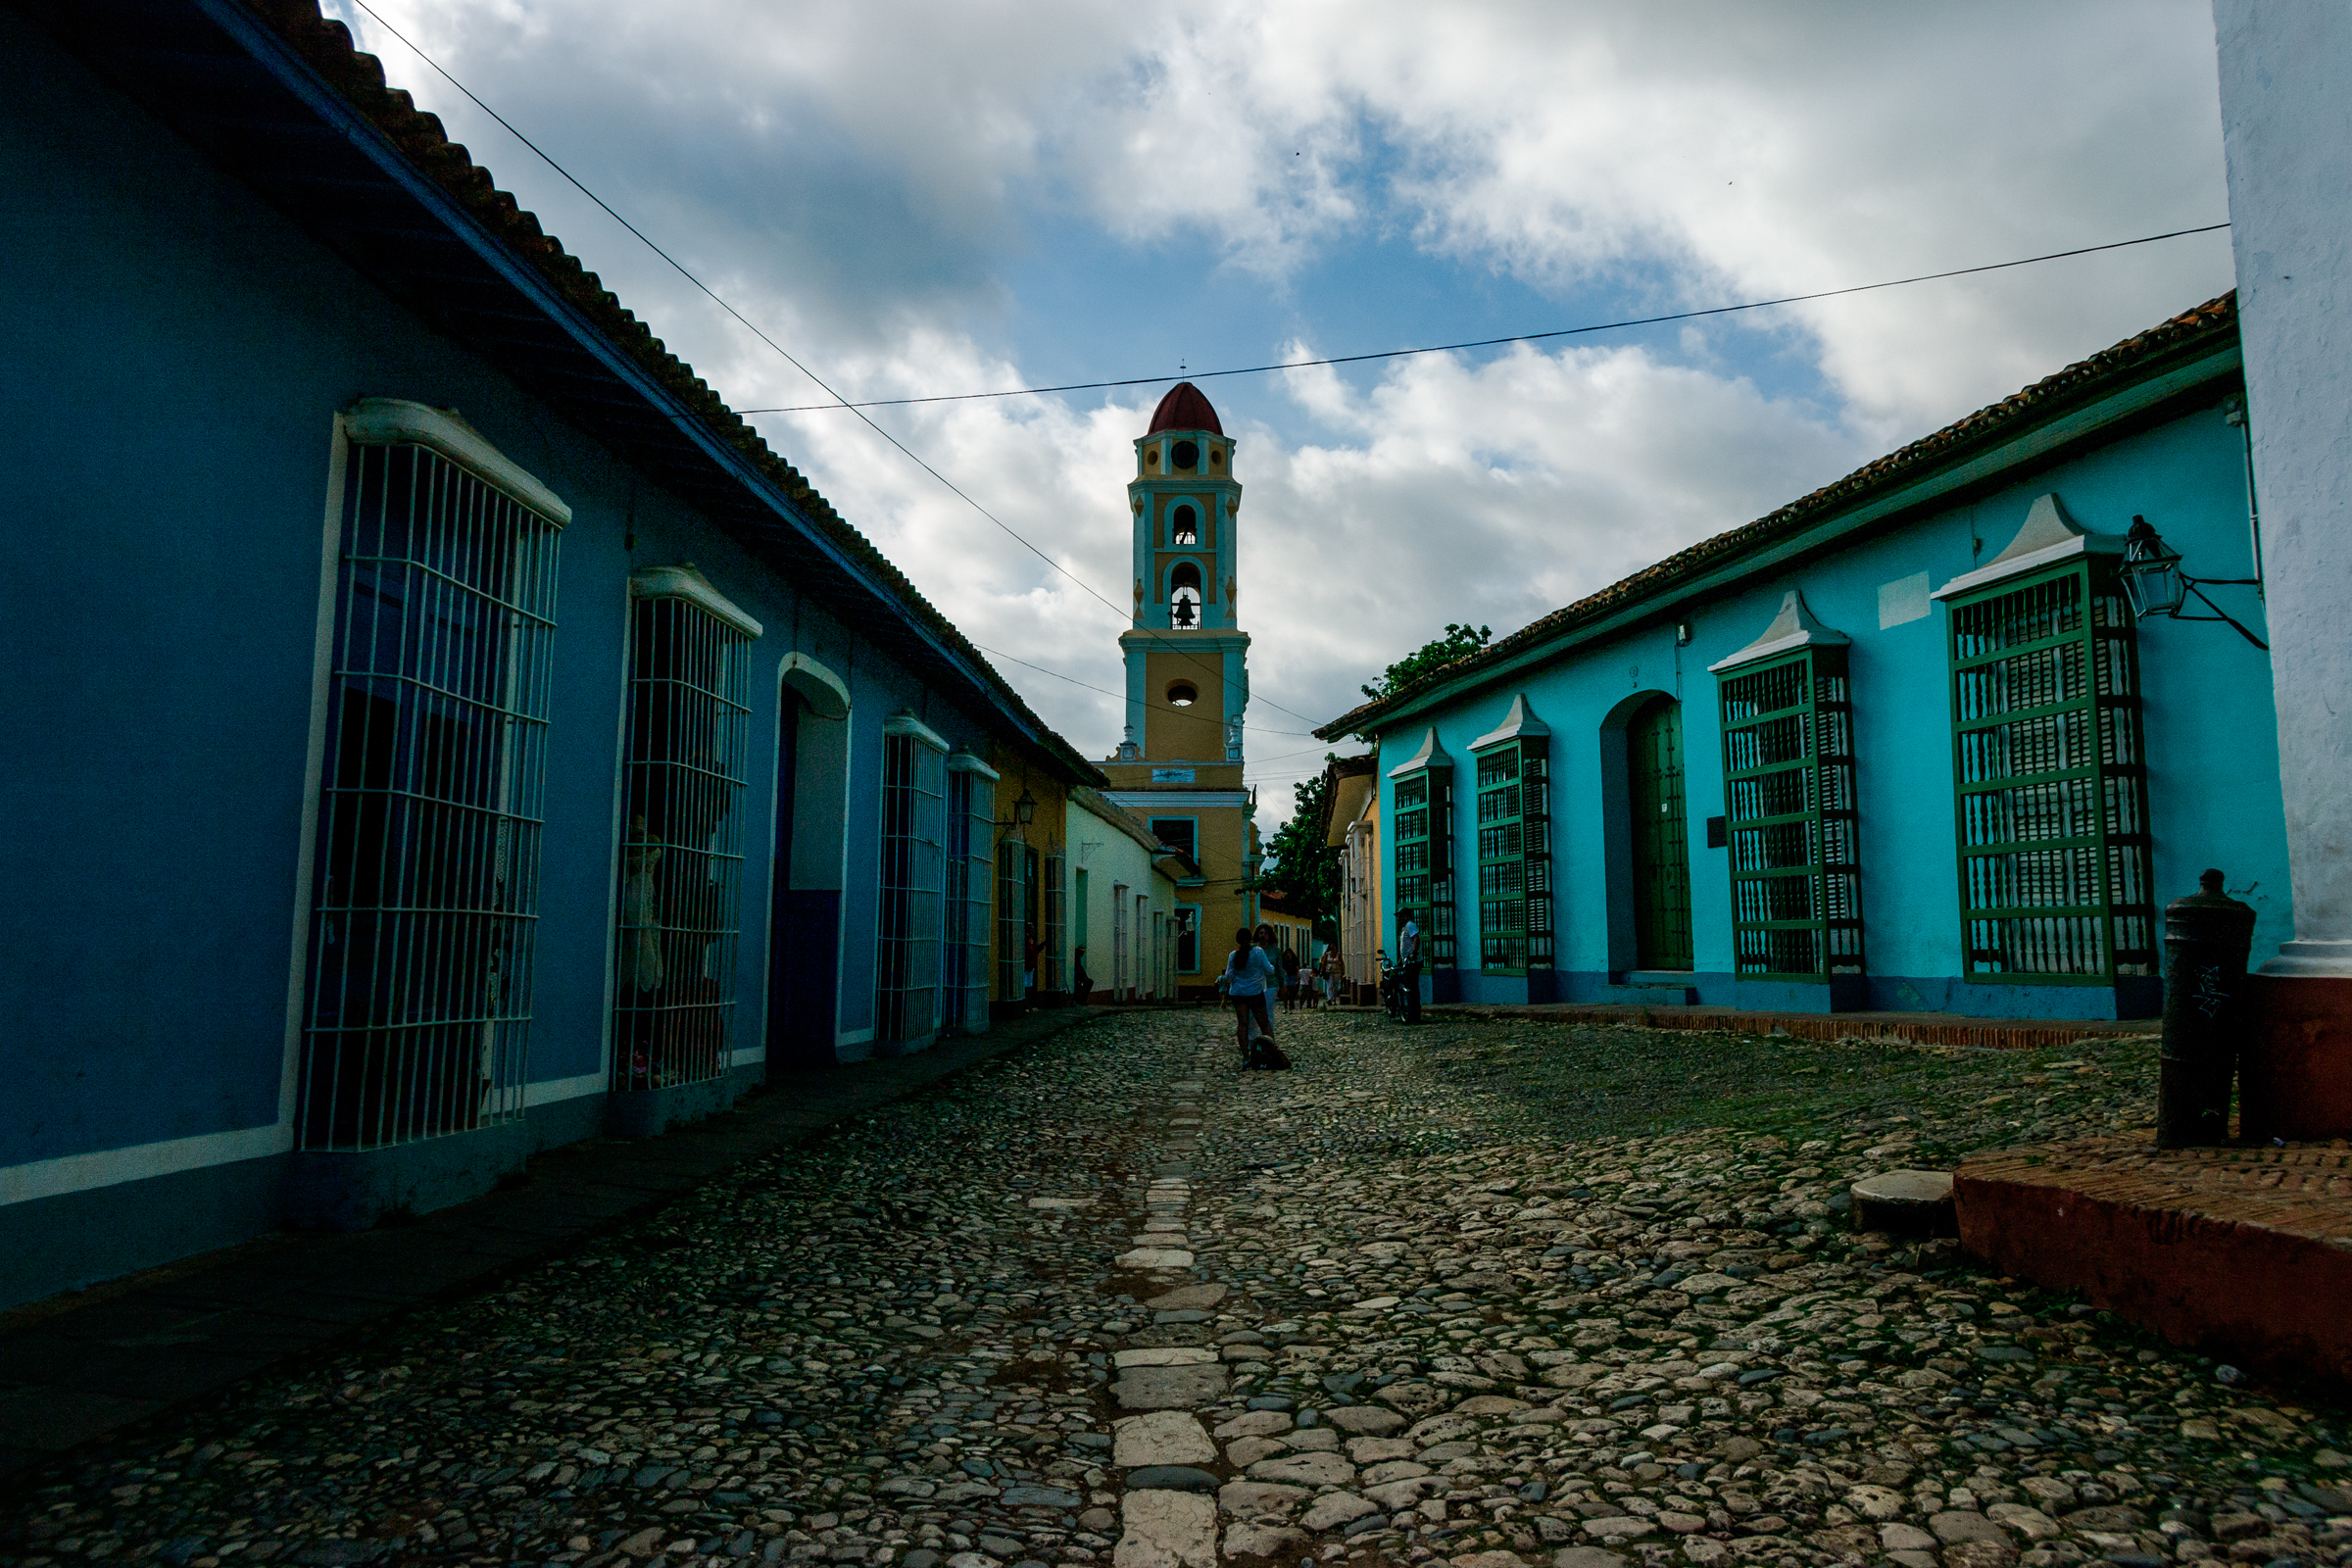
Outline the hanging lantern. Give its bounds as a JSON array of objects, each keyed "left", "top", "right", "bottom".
[{"left": 2121, "top": 514, "right": 2188, "bottom": 619}]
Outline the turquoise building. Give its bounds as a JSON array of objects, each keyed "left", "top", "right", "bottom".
[{"left": 1321, "top": 297, "right": 2286, "bottom": 1022}]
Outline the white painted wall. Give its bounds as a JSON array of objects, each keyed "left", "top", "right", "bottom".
[{"left": 2215, "top": 0, "right": 2352, "bottom": 974}]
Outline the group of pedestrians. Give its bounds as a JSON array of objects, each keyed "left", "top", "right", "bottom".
[{"left": 1220, "top": 922, "right": 1327, "bottom": 1069}]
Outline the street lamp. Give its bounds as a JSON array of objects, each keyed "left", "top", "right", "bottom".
[
  {"left": 999, "top": 790, "right": 1037, "bottom": 829},
  {"left": 2118, "top": 514, "right": 2267, "bottom": 649}
]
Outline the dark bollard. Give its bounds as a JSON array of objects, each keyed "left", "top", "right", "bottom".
[{"left": 2157, "top": 867, "right": 2257, "bottom": 1148}]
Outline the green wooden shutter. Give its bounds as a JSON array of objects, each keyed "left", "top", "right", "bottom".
[
  {"left": 1473, "top": 739, "right": 1551, "bottom": 974},
  {"left": 1392, "top": 763, "right": 1456, "bottom": 964},
  {"left": 1628, "top": 701, "right": 1694, "bottom": 970},
  {"left": 1946, "top": 562, "right": 2154, "bottom": 983},
  {"left": 1718, "top": 648, "right": 1862, "bottom": 982}
]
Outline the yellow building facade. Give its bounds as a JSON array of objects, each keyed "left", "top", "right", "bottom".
[{"left": 1100, "top": 383, "right": 1259, "bottom": 994}]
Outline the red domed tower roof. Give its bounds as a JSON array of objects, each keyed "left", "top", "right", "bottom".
[{"left": 1147, "top": 381, "right": 1224, "bottom": 436}]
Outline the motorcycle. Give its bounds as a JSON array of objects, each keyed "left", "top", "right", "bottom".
[{"left": 1378, "top": 948, "right": 1422, "bottom": 1025}]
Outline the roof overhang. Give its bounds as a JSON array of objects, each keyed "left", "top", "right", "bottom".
[{"left": 1320, "top": 321, "right": 2240, "bottom": 739}]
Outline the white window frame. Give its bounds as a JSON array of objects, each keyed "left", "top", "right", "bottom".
[
  {"left": 612, "top": 564, "right": 761, "bottom": 1094},
  {"left": 1112, "top": 882, "right": 1129, "bottom": 998},
  {"left": 877, "top": 712, "right": 950, "bottom": 1045},
  {"left": 296, "top": 400, "right": 567, "bottom": 1152},
  {"left": 946, "top": 751, "right": 998, "bottom": 1033}
]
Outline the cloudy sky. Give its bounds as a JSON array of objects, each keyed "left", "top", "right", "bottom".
[{"left": 325, "top": 0, "right": 2235, "bottom": 822}]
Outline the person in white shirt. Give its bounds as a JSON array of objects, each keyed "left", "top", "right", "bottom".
[
  {"left": 1393, "top": 910, "right": 1423, "bottom": 1024},
  {"left": 1223, "top": 924, "right": 1281, "bottom": 1064}
]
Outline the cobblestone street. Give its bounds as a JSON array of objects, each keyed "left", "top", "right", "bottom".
[{"left": 7, "top": 1011, "right": 2349, "bottom": 1568}]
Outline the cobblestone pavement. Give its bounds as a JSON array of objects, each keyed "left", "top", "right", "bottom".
[{"left": 7, "top": 1010, "right": 2349, "bottom": 1568}]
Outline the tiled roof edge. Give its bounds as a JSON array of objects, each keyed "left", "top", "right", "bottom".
[
  {"left": 1317, "top": 291, "right": 2240, "bottom": 739},
  {"left": 242, "top": 0, "right": 1106, "bottom": 788}
]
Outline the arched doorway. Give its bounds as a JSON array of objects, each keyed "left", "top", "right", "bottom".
[
  {"left": 1627, "top": 696, "right": 1693, "bottom": 970},
  {"left": 766, "top": 655, "right": 851, "bottom": 1067}
]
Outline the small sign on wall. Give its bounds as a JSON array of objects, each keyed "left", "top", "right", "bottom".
[{"left": 1152, "top": 767, "right": 1196, "bottom": 783}]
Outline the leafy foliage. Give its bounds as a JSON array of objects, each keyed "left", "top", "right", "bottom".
[
  {"left": 1360, "top": 621, "right": 1493, "bottom": 704},
  {"left": 1256, "top": 760, "right": 1341, "bottom": 933}
]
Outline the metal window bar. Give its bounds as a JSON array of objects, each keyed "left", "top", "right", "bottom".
[
  {"left": 1947, "top": 564, "right": 2153, "bottom": 981},
  {"left": 1719, "top": 647, "right": 1863, "bottom": 981},
  {"left": 1042, "top": 853, "right": 1066, "bottom": 992},
  {"left": 1390, "top": 764, "right": 1456, "bottom": 965},
  {"left": 997, "top": 840, "right": 1026, "bottom": 1002},
  {"left": 943, "top": 771, "right": 993, "bottom": 1033},
  {"left": 1112, "top": 884, "right": 1128, "bottom": 997},
  {"left": 301, "top": 441, "right": 562, "bottom": 1151},
  {"left": 1475, "top": 741, "right": 1552, "bottom": 974},
  {"left": 876, "top": 735, "right": 947, "bottom": 1042},
  {"left": 612, "top": 594, "right": 753, "bottom": 1091}
]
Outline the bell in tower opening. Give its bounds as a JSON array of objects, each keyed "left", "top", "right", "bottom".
[{"left": 1100, "top": 382, "right": 1261, "bottom": 999}]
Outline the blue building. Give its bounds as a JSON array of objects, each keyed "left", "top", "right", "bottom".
[
  {"left": 1320, "top": 297, "right": 2288, "bottom": 1024},
  {"left": 0, "top": 0, "right": 1103, "bottom": 1306}
]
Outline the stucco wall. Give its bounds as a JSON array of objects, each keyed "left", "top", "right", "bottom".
[
  {"left": 2215, "top": 0, "right": 2352, "bottom": 975},
  {"left": 1378, "top": 388, "right": 2288, "bottom": 1018},
  {"left": 0, "top": 13, "right": 1011, "bottom": 1260}
]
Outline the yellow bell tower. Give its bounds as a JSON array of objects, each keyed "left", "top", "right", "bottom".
[{"left": 1101, "top": 382, "right": 1257, "bottom": 991}]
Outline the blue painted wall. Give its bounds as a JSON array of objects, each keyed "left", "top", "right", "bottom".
[
  {"left": 1380, "top": 390, "right": 2288, "bottom": 1019},
  {"left": 0, "top": 12, "right": 1005, "bottom": 1200}
]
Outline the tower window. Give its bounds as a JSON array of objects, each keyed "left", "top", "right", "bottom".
[
  {"left": 1167, "top": 682, "right": 1198, "bottom": 707},
  {"left": 1170, "top": 504, "right": 1198, "bottom": 545},
  {"left": 1168, "top": 561, "right": 1203, "bottom": 628},
  {"left": 1172, "top": 440, "right": 1199, "bottom": 470}
]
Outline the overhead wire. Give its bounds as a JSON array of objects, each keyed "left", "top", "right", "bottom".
[
  {"left": 335, "top": 0, "right": 1327, "bottom": 731},
  {"left": 331, "top": 5, "right": 2225, "bottom": 745},
  {"left": 738, "top": 223, "right": 2233, "bottom": 414}
]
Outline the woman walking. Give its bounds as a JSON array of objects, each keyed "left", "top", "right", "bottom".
[{"left": 1224, "top": 925, "right": 1280, "bottom": 1068}]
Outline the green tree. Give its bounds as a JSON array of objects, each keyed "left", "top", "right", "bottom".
[
  {"left": 1360, "top": 621, "right": 1493, "bottom": 704},
  {"left": 1256, "top": 761, "right": 1341, "bottom": 932}
]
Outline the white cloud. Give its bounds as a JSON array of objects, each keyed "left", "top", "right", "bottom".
[{"left": 323, "top": 0, "right": 2239, "bottom": 831}]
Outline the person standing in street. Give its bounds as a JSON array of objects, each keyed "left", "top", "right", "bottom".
[
  {"left": 1224, "top": 925, "right": 1280, "bottom": 1066},
  {"left": 1393, "top": 908, "right": 1422, "bottom": 1025}
]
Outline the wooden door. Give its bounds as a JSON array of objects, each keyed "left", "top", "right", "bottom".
[{"left": 1629, "top": 698, "right": 1694, "bottom": 969}]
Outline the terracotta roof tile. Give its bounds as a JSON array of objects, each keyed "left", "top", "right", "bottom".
[
  {"left": 1318, "top": 291, "right": 2240, "bottom": 739},
  {"left": 239, "top": 0, "right": 1104, "bottom": 785}
]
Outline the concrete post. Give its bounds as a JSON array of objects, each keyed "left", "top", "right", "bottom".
[{"left": 2214, "top": 1, "right": 2352, "bottom": 1138}]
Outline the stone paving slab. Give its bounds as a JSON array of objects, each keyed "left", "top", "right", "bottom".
[
  {"left": 0, "top": 1006, "right": 1109, "bottom": 1479},
  {"left": 6, "top": 1008, "right": 2349, "bottom": 1568}
]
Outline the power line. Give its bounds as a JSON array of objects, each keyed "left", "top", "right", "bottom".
[
  {"left": 335, "top": 0, "right": 1330, "bottom": 730},
  {"left": 739, "top": 222, "right": 2232, "bottom": 414}
]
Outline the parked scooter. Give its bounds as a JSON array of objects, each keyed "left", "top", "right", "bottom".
[{"left": 1377, "top": 948, "right": 1422, "bottom": 1025}]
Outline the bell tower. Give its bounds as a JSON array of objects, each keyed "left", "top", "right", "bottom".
[
  {"left": 1101, "top": 382, "right": 1257, "bottom": 991},
  {"left": 1112, "top": 381, "right": 1250, "bottom": 761}
]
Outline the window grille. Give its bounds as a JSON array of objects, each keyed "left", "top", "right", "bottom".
[
  {"left": 1138, "top": 895, "right": 1151, "bottom": 996},
  {"left": 945, "top": 757, "right": 997, "bottom": 1032},
  {"left": 997, "top": 839, "right": 1027, "bottom": 1001},
  {"left": 1041, "top": 853, "right": 1066, "bottom": 992},
  {"left": 1389, "top": 754, "right": 1457, "bottom": 965},
  {"left": 1152, "top": 911, "right": 1165, "bottom": 998},
  {"left": 1473, "top": 741, "right": 1552, "bottom": 974},
  {"left": 1946, "top": 564, "right": 2154, "bottom": 982},
  {"left": 877, "top": 717, "right": 948, "bottom": 1043},
  {"left": 1718, "top": 647, "right": 1863, "bottom": 981},
  {"left": 613, "top": 573, "right": 757, "bottom": 1092},
  {"left": 1111, "top": 884, "right": 1129, "bottom": 996},
  {"left": 300, "top": 420, "right": 564, "bottom": 1151}
]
